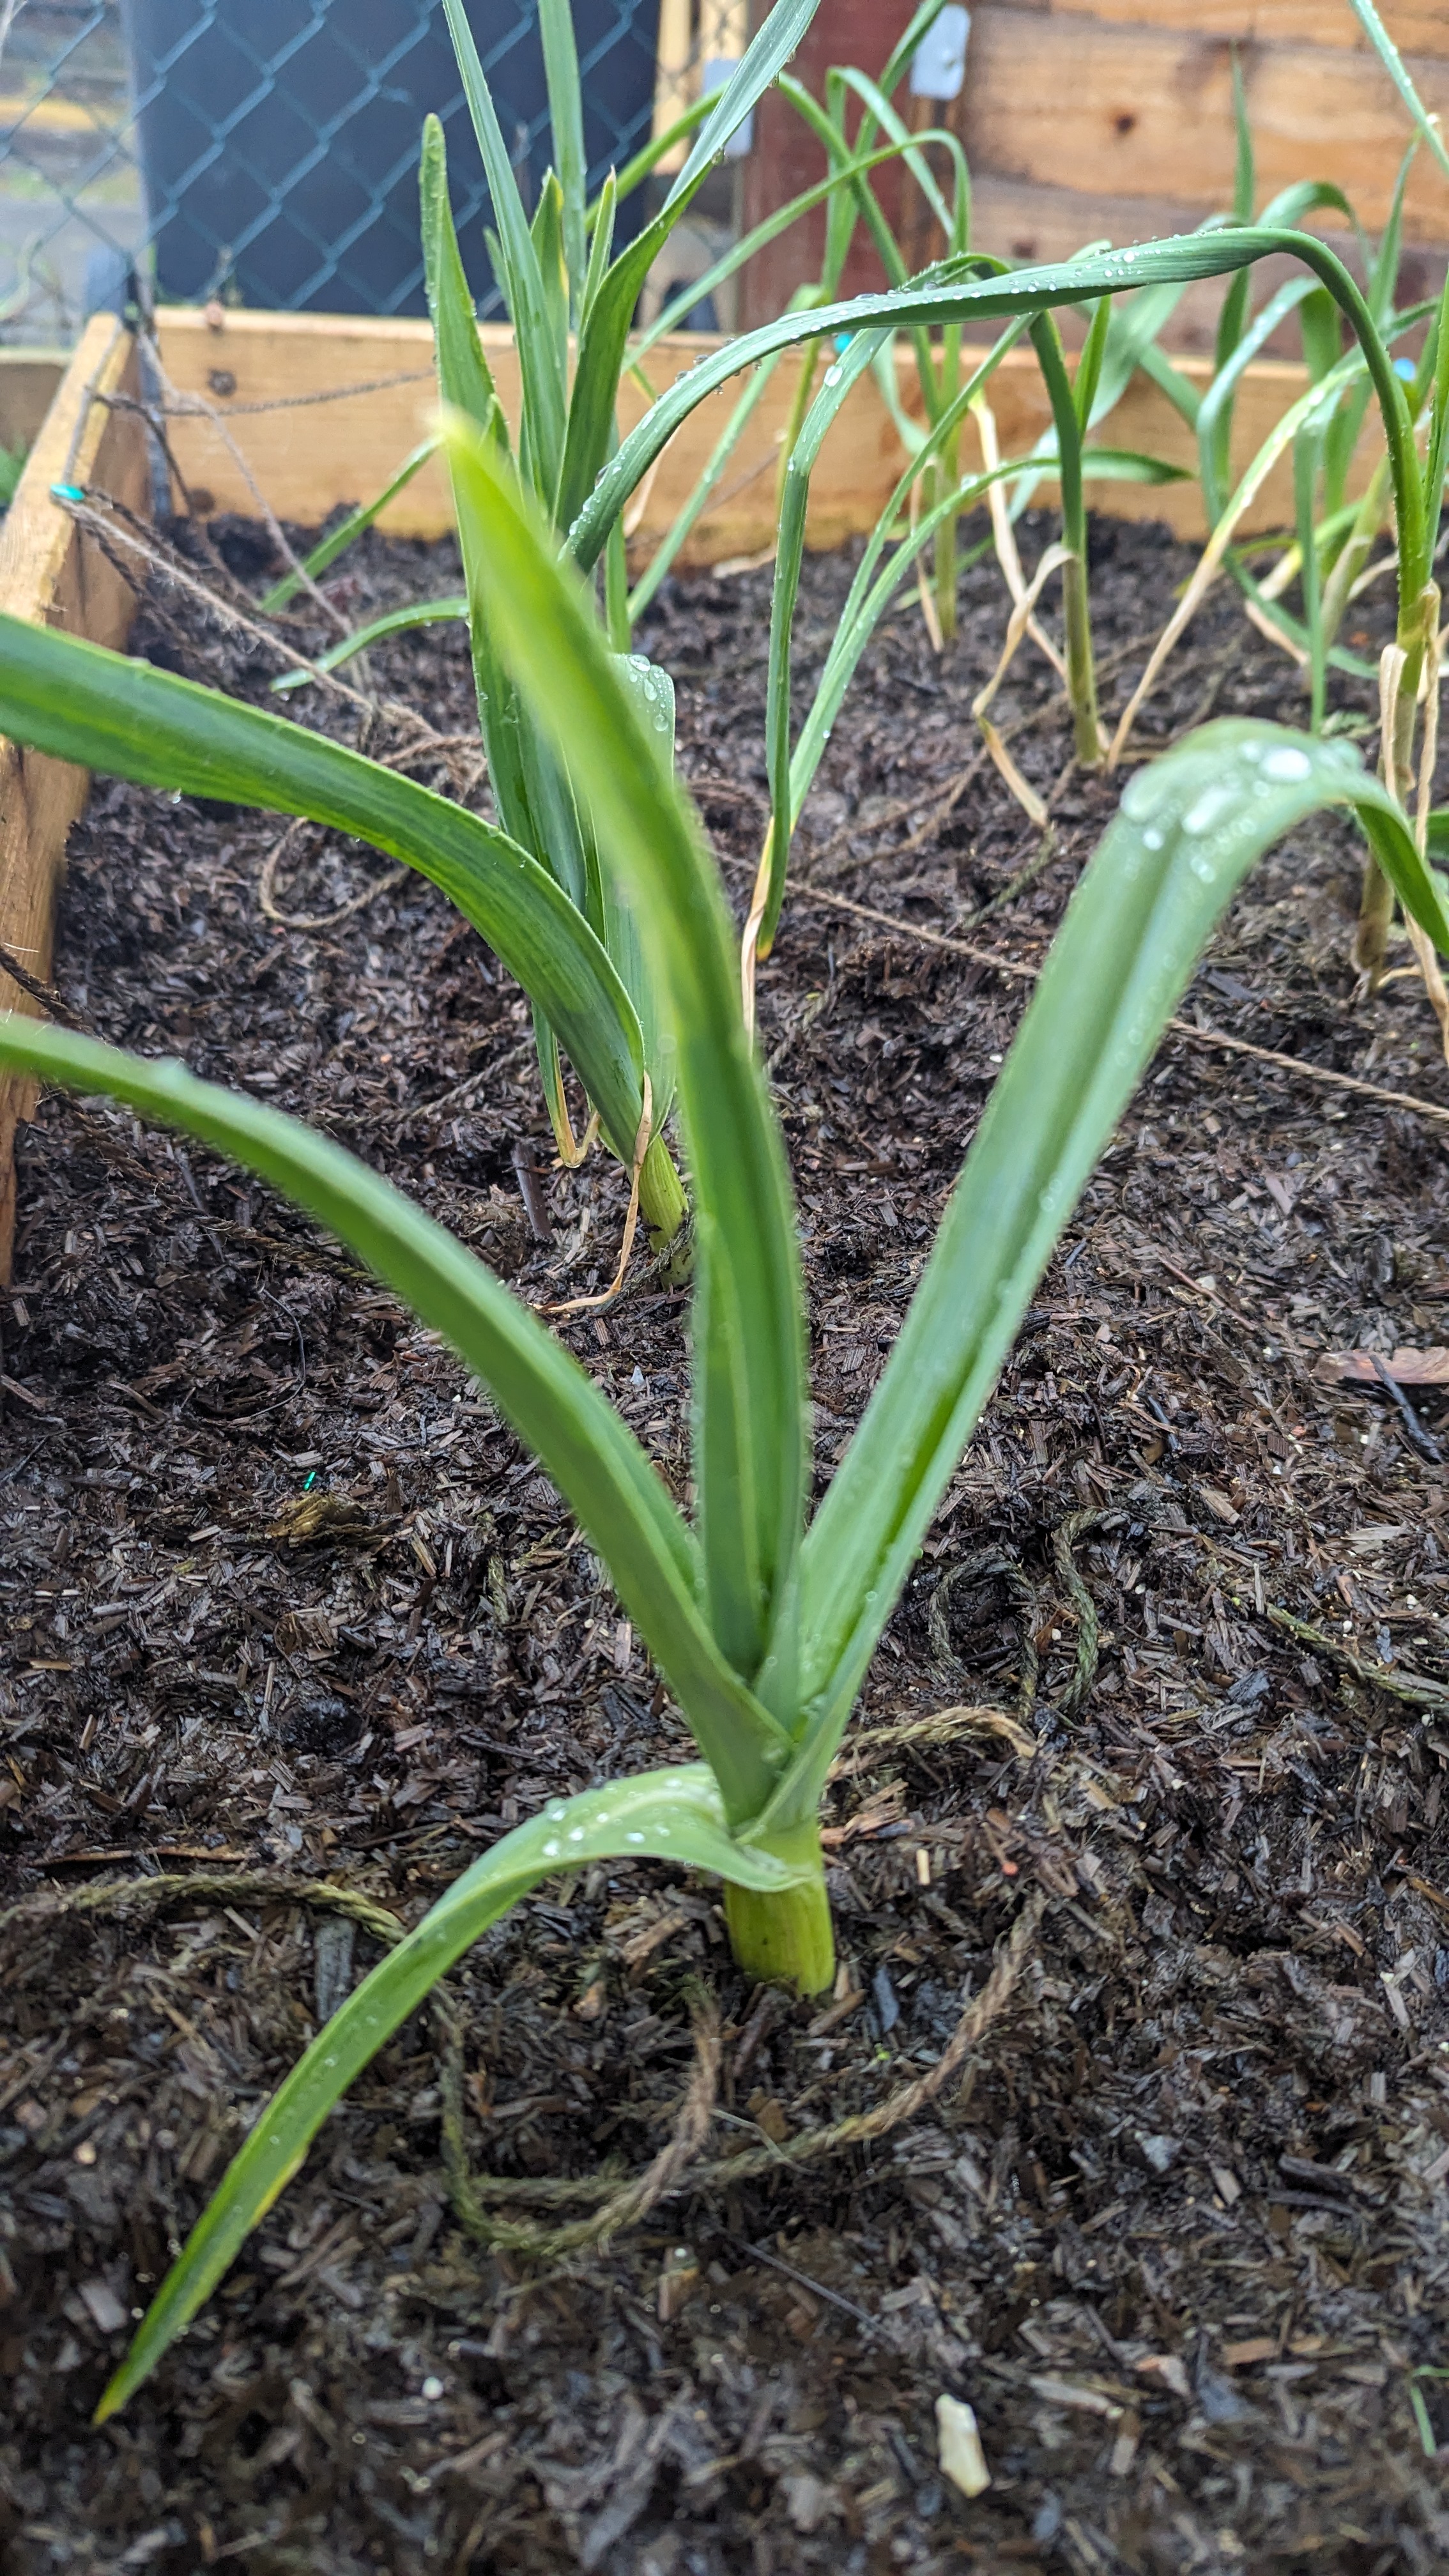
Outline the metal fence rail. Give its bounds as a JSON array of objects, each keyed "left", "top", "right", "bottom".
[{"left": 0, "top": 0, "right": 742, "bottom": 346}]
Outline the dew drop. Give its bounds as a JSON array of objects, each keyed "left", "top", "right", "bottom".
[
  {"left": 567, "top": 1827, "right": 586, "bottom": 1842},
  {"left": 542, "top": 1839, "right": 561, "bottom": 1859},
  {"left": 627, "top": 1830, "right": 646, "bottom": 1844},
  {"left": 1260, "top": 744, "right": 1312, "bottom": 783},
  {"left": 1142, "top": 825, "right": 1165, "bottom": 850},
  {"left": 1181, "top": 781, "right": 1240, "bottom": 835}
]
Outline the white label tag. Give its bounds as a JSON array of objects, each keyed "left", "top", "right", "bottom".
[{"left": 910, "top": 5, "right": 970, "bottom": 101}]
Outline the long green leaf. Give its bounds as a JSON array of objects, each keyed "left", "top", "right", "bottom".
[
  {"left": 420, "top": 118, "right": 504, "bottom": 441},
  {"left": 0, "top": 613, "right": 647, "bottom": 1169},
  {"left": 258, "top": 438, "right": 440, "bottom": 615},
  {"left": 590, "top": 95, "right": 714, "bottom": 221},
  {"left": 423, "top": 112, "right": 545, "bottom": 859},
  {"left": 1198, "top": 274, "right": 1318, "bottom": 526},
  {"left": 763, "top": 319, "right": 1022, "bottom": 946},
  {"left": 422, "top": 112, "right": 590, "bottom": 927},
  {"left": 665, "top": 0, "right": 823, "bottom": 213},
  {"left": 1210, "top": 47, "right": 1256, "bottom": 395},
  {"left": 783, "top": 724, "right": 1449, "bottom": 1816},
  {"left": 271, "top": 594, "right": 468, "bottom": 693},
  {"left": 440, "top": 0, "right": 566, "bottom": 507},
  {"left": 774, "top": 447, "right": 1178, "bottom": 948},
  {"left": 0, "top": 1016, "right": 792, "bottom": 1813},
  {"left": 557, "top": 0, "right": 827, "bottom": 530},
  {"left": 441, "top": 416, "right": 809, "bottom": 1722},
  {"left": 638, "top": 133, "right": 974, "bottom": 364},
  {"left": 1345, "top": 0, "right": 1449, "bottom": 185},
  {"left": 537, "top": 0, "right": 587, "bottom": 311},
  {"left": 627, "top": 349, "right": 788, "bottom": 624},
  {"left": 96, "top": 1764, "right": 800, "bottom": 2421},
  {"left": 568, "top": 227, "right": 1420, "bottom": 593}
]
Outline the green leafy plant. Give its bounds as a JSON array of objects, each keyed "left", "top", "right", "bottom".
[
  {"left": 558, "top": 220, "right": 1441, "bottom": 1000},
  {"left": 410, "top": 0, "right": 836, "bottom": 1236},
  {"left": 4, "top": 421, "right": 1448, "bottom": 2418},
  {"left": 1105, "top": 15, "right": 1449, "bottom": 1045},
  {"left": 740, "top": 307, "right": 1190, "bottom": 1009},
  {"left": 0, "top": 0, "right": 825, "bottom": 1262},
  {"left": 771, "top": 1, "right": 976, "bottom": 648}
]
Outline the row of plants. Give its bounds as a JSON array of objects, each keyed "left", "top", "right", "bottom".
[{"left": 2, "top": 0, "right": 1448, "bottom": 2419}]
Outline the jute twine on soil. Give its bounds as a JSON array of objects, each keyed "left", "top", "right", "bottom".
[
  {"left": 0, "top": 1867, "right": 1045, "bottom": 2265},
  {"left": 436, "top": 1892, "right": 1045, "bottom": 2256}
]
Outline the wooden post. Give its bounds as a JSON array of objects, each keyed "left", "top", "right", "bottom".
[{"left": 0, "top": 317, "right": 148, "bottom": 1283}]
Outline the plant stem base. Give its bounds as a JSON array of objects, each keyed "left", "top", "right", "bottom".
[
  {"left": 640, "top": 1132, "right": 688, "bottom": 1257},
  {"left": 724, "top": 1822, "right": 835, "bottom": 1995}
]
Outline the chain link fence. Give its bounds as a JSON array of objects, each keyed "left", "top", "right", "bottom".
[{"left": 0, "top": 0, "right": 747, "bottom": 346}]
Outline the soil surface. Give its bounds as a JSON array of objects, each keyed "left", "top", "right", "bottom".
[{"left": 4, "top": 503, "right": 1449, "bottom": 2576}]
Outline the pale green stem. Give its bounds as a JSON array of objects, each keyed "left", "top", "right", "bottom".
[
  {"left": 1357, "top": 581, "right": 1437, "bottom": 985},
  {"left": 638, "top": 1131, "right": 689, "bottom": 1252},
  {"left": 724, "top": 1818, "right": 836, "bottom": 1995},
  {"left": 1062, "top": 550, "right": 1104, "bottom": 769}
]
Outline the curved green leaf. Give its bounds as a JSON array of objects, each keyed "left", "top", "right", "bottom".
[
  {"left": 96, "top": 1765, "right": 802, "bottom": 2420},
  {"left": 1199, "top": 273, "right": 1319, "bottom": 526},
  {"left": 592, "top": 94, "right": 714, "bottom": 220},
  {"left": 781, "top": 723, "right": 1449, "bottom": 1821},
  {"left": 440, "top": 0, "right": 565, "bottom": 506},
  {"left": 537, "top": 0, "right": 587, "bottom": 309},
  {"left": 271, "top": 594, "right": 468, "bottom": 692},
  {"left": 0, "top": 1018, "right": 791, "bottom": 1813},
  {"left": 257, "top": 437, "right": 440, "bottom": 617},
  {"left": 567, "top": 227, "right": 1420, "bottom": 594},
  {"left": 558, "top": 0, "right": 827, "bottom": 528},
  {"left": 1346, "top": 0, "right": 1449, "bottom": 186},
  {"left": 0, "top": 612, "right": 647, "bottom": 1169},
  {"left": 638, "top": 131, "right": 974, "bottom": 362},
  {"left": 666, "top": 0, "right": 822, "bottom": 213}
]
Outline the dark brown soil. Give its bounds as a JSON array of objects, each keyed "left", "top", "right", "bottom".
[{"left": 4, "top": 503, "right": 1449, "bottom": 2576}]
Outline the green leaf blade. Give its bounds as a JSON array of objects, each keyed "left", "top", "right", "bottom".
[
  {"left": 0, "top": 1016, "right": 792, "bottom": 1810},
  {"left": 789, "top": 724, "right": 1448, "bottom": 1807},
  {"left": 568, "top": 226, "right": 1414, "bottom": 580},
  {"left": 537, "top": 0, "right": 588, "bottom": 307},
  {"left": 96, "top": 1764, "right": 803, "bottom": 2419},
  {"left": 0, "top": 612, "right": 646, "bottom": 1169},
  {"left": 258, "top": 436, "right": 440, "bottom": 615},
  {"left": 440, "top": 0, "right": 567, "bottom": 505},
  {"left": 441, "top": 417, "right": 809, "bottom": 1717},
  {"left": 272, "top": 594, "right": 468, "bottom": 691}
]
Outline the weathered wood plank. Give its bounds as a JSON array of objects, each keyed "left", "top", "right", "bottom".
[
  {"left": 0, "top": 355, "right": 66, "bottom": 459},
  {"left": 1048, "top": 0, "right": 1449, "bottom": 55},
  {"left": 965, "top": 7, "right": 1449, "bottom": 231},
  {"left": 0, "top": 316, "right": 148, "bottom": 1281},
  {"left": 151, "top": 305, "right": 1372, "bottom": 557},
  {"left": 967, "top": 173, "right": 1445, "bottom": 361}
]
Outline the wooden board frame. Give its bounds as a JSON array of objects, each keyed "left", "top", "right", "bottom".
[
  {"left": 0, "top": 302, "right": 1385, "bottom": 1280},
  {"left": 0, "top": 323, "right": 145, "bottom": 1277}
]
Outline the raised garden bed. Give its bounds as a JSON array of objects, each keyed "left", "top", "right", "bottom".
[{"left": 3, "top": 319, "right": 1449, "bottom": 2570}]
